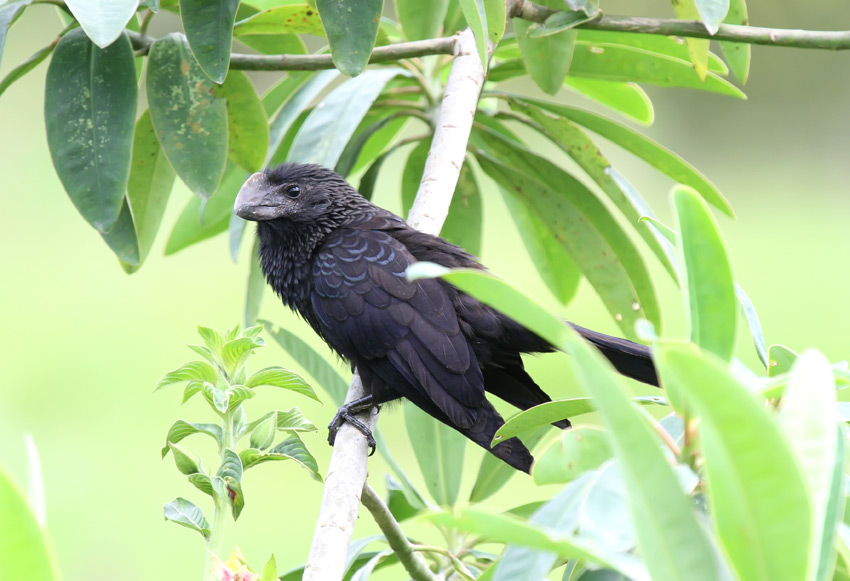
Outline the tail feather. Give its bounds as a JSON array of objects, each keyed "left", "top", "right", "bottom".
[{"left": 570, "top": 324, "right": 658, "bottom": 386}]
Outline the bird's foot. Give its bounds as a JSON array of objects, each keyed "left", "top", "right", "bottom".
[{"left": 327, "top": 396, "right": 379, "bottom": 456}]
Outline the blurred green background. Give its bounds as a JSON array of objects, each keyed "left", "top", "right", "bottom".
[{"left": 1, "top": 1, "right": 849, "bottom": 579}]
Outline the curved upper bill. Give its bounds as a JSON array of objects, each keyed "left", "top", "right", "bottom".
[{"left": 234, "top": 172, "right": 281, "bottom": 221}]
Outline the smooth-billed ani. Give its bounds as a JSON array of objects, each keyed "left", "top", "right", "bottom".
[{"left": 234, "top": 163, "right": 657, "bottom": 473}]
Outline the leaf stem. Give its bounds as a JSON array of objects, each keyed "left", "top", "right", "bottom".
[{"left": 203, "top": 493, "right": 228, "bottom": 581}]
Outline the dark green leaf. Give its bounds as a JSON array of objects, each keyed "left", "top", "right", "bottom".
[
  {"left": 163, "top": 497, "right": 210, "bottom": 539},
  {"left": 720, "top": 0, "right": 750, "bottom": 83},
  {"left": 404, "top": 404, "right": 465, "bottom": 506},
  {"left": 471, "top": 135, "right": 659, "bottom": 338},
  {"left": 64, "top": 0, "right": 136, "bottom": 48},
  {"left": 507, "top": 96, "right": 733, "bottom": 216},
  {"left": 385, "top": 475, "right": 423, "bottom": 521},
  {"left": 180, "top": 0, "right": 239, "bottom": 83},
  {"left": 99, "top": 198, "right": 140, "bottom": 266},
  {"left": 657, "top": 342, "right": 811, "bottom": 581},
  {"left": 532, "top": 427, "right": 613, "bottom": 485},
  {"left": 397, "top": 0, "right": 448, "bottom": 41},
  {"left": 244, "top": 366, "right": 319, "bottom": 401},
  {"left": 315, "top": 0, "right": 383, "bottom": 76},
  {"left": 262, "top": 320, "right": 349, "bottom": 405},
  {"left": 245, "top": 238, "right": 265, "bottom": 328},
  {"left": 674, "top": 186, "right": 737, "bottom": 362},
  {"left": 146, "top": 33, "right": 227, "bottom": 198},
  {"left": 0, "top": 466, "right": 55, "bottom": 580},
  {"left": 401, "top": 139, "right": 428, "bottom": 214},
  {"left": 167, "top": 442, "right": 202, "bottom": 475},
  {"left": 164, "top": 165, "right": 248, "bottom": 254},
  {"left": 442, "top": 164, "right": 483, "bottom": 256},
  {"left": 214, "top": 70, "right": 269, "bottom": 172},
  {"left": 121, "top": 110, "right": 175, "bottom": 272},
  {"left": 234, "top": 4, "right": 325, "bottom": 36},
  {"left": 513, "top": 5, "right": 575, "bottom": 94},
  {"left": 288, "top": 68, "right": 402, "bottom": 167},
  {"left": 156, "top": 361, "right": 218, "bottom": 391},
  {"left": 528, "top": 8, "right": 600, "bottom": 38},
  {"left": 45, "top": 29, "right": 136, "bottom": 232},
  {"left": 335, "top": 113, "right": 408, "bottom": 177},
  {"left": 162, "top": 420, "right": 223, "bottom": 457},
  {"left": 0, "top": 40, "right": 55, "bottom": 99}
]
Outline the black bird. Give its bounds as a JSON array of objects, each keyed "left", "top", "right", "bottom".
[{"left": 234, "top": 163, "right": 657, "bottom": 473}]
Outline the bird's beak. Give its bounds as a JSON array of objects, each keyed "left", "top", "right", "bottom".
[{"left": 234, "top": 172, "right": 281, "bottom": 221}]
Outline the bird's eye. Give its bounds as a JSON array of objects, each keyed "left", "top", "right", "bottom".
[{"left": 284, "top": 185, "right": 301, "bottom": 198}]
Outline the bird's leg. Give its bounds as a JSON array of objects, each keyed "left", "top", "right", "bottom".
[{"left": 327, "top": 395, "right": 380, "bottom": 455}]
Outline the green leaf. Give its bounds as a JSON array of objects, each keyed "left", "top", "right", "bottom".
[
  {"left": 234, "top": 4, "right": 325, "bottom": 36},
  {"left": 198, "top": 326, "right": 225, "bottom": 353},
  {"left": 0, "top": 40, "right": 55, "bottom": 99},
  {"left": 564, "top": 77, "right": 653, "bottom": 125},
  {"left": 45, "top": 29, "right": 136, "bottom": 233},
  {"left": 442, "top": 164, "right": 483, "bottom": 256},
  {"left": 719, "top": 0, "right": 750, "bottom": 83},
  {"left": 245, "top": 238, "right": 266, "bottom": 328},
  {"left": 513, "top": 4, "right": 576, "bottom": 94},
  {"left": 249, "top": 413, "right": 277, "bottom": 450},
  {"left": 694, "top": 0, "right": 730, "bottom": 35},
  {"left": 470, "top": 426, "right": 549, "bottom": 503},
  {"left": 0, "top": 467, "right": 55, "bottom": 581},
  {"left": 276, "top": 407, "right": 318, "bottom": 432},
  {"left": 515, "top": 102, "right": 675, "bottom": 276},
  {"left": 222, "top": 336, "right": 261, "bottom": 372},
  {"left": 187, "top": 473, "right": 214, "bottom": 496},
  {"left": 483, "top": 0, "right": 506, "bottom": 45},
  {"left": 64, "top": 0, "right": 136, "bottom": 48},
  {"left": 167, "top": 442, "right": 202, "bottom": 475},
  {"left": 472, "top": 139, "right": 659, "bottom": 338},
  {"left": 508, "top": 97, "right": 733, "bottom": 216},
  {"left": 261, "top": 555, "right": 277, "bottom": 581},
  {"left": 146, "top": 33, "right": 227, "bottom": 198},
  {"left": 458, "top": 0, "right": 488, "bottom": 68},
  {"left": 425, "top": 509, "right": 648, "bottom": 580},
  {"left": 244, "top": 366, "right": 319, "bottom": 401},
  {"left": 99, "top": 198, "right": 140, "bottom": 266},
  {"left": 0, "top": 2, "right": 28, "bottom": 69},
  {"left": 156, "top": 361, "right": 218, "bottom": 391},
  {"left": 164, "top": 165, "right": 248, "bottom": 254},
  {"left": 657, "top": 342, "right": 812, "bottom": 581},
  {"left": 735, "top": 284, "right": 767, "bottom": 367},
  {"left": 334, "top": 111, "right": 410, "bottom": 177},
  {"left": 288, "top": 68, "right": 402, "bottom": 167},
  {"left": 315, "top": 0, "right": 382, "bottom": 76},
  {"left": 241, "top": 433, "right": 322, "bottom": 481},
  {"left": 120, "top": 110, "right": 176, "bottom": 272},
  {"left": 568, "top": 41, "right": 743, "bottom": 98},
  {"left": 214, "top": 70, "right": 269, "bottom": 172},
  {"left": 262, "top": 320, "right": 349, "bottom": 405},
  {"left": 670, "top": 0, "right": 709, "bottom": 80},
  {"left": 778, "top": 350, "right": 840, "bottom": 580},
  {"left": 532, "top": 427, "right": 613, "bottom": 485},
  {"left": 162, "top": 420, "right": 223, "bottom": 457},
  {"left": 528, "top": 8, "right": 600, "bottom": 38},
  {"left": 673, "top": 185, "right": 737, "bottom": 362},
  {"left": 411, "top": 266, "right": 721, "bottom": 580},
  {"left": 218, "top": 448, "right": 243, "bottom": 481},
  {"left": 404, "top": 404, "right": 465, "bottom": 506},
  {"left": 385, "top": 475, "right": 424, "bottom": 521},
  {"left": 163, "top": 497, "right": 210, "bottom": 539},
  {"left": 180, "top": 0, "right": 239, "bottom": 83},
  {"left": 397, "top": 0, "right": 449, "bottom": 41},
  {"left": 768, "top": 344, "right": 798, "bottom": 377}
]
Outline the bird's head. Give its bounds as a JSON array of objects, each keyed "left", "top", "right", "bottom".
[{"left": 234, "top": 163, "right": 362, "bottom": 225}]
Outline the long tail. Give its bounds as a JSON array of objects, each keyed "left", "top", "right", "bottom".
[{"left": 570, "top": 324, "right": 658, "bottom": 386}]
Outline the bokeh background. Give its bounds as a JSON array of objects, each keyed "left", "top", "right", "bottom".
[{"left": 1, "top": 1, "right": 849, "bottom": 579}]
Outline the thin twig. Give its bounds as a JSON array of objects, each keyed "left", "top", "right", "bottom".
[{"left": 360, "top": 485, "right": 439, "bottom": 581}]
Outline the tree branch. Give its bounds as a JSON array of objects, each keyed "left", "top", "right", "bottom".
[
  {"left": 510, "top": 0, "right": 850, "bottom": 50},
  {"left": 303, "top": 28, "right": 485, "bottom": 581},
  {"left": 360, "top": 484, "right": 438, "bottom": 581}
]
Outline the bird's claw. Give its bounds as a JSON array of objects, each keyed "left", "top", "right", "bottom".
[{"left": 327, "top": 406, "right": 377, "bottom": 456}]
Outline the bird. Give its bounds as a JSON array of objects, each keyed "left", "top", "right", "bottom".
[{"left": 234, "top": 162, "right": 658, "bottom": 473}]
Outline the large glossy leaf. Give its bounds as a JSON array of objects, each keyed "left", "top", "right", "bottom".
[
  {"left": 409, "top": 265, "right": 722, "bottom": 580},
  {"left": 234, "top": 4, "right": 325, "bottom": 36},
  {"left": 471, "top": 131, "right": 659, "bottom": 338},
  {"left": 213, "top": 70, "right": 269, "bottom": 172},
  {"left": 64, "top": 0, "right": 136, "bottom": 48},
  {"left": 397, "top": 0, "right": 449, "bottom": 41},
  {"left": 288, "top": 68, "right": 402, "bottom": 167},
  {"left": 720, "top": 0, "right": 750, "bottom": 83},
  {"left": 164, "top": 165, "right": 247, "bottom": 254},
  {"left": 564, "top": 77, "right": 653, "bottom": 125},
  {"left": 180, "top": 0, "right": 239, "bottom": 83},
  {"left": 121, "top": 110, "right": 176, "bottom": 272},
  {"left": 506, "top": 97, "right": 733, "bottom": 216},
  {"left": 515, "top": 103, "right": 675, "bottom": 276},
  {"left": 146, "top": 33, "right": 227, "bottom": 198},
  {"left": 569, "top": 42, "right": 743, "bottom": 98},
  {"left": 658, "top": 342, "right": 812, "bottom": 581},
  {"left": 316, "top": 0, "right": 382, "bottom": 76},
  {"left": 673, "top": 186, "right": 737, "bottom": 362},
  {"left": 404, "top": 404, "right": 465, "bottom": 506},
  {"left": 45, "top": 29, "right": 136, "bottom": 233},
  {"left": 99, "top": 198, "right": 139, "bottom": 266},
  {"left": 513, "top": 0, "right": 576, "bottom": 95},
  {"left": 0, "top": 467, "right": 55, "bottom": 580}
]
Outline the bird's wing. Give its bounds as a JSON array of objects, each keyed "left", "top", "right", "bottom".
[{"left": 310, "top": 228, "right": 487, "bottom": 429}]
